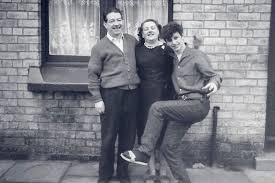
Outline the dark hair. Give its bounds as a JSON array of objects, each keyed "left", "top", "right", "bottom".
[
  {"left": 161, "top": 21, "right": 183, "bottom": 42},
  {"left": 137, "top": 19, "right": 162, "bottom": 45},
  {"left": 103, "top": 8, "right": 123, "bottom": 22}
]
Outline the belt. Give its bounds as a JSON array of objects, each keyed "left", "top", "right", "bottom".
[{"left": 176, "top": 93, "right": 207, "bottom": 101}]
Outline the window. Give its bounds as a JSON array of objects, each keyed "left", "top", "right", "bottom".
[
  {"left": 48, "top": 0, "right": 100, "bottom": 56},
  {"left": 28, "top": 0, "right": 173, "bottom": 91}
]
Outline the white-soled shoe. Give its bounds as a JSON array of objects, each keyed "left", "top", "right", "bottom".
[{"left": 120, "top": 150, "right": 149, "bottom": 166}]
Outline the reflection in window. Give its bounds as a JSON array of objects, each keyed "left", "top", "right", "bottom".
[
  {"left": 49, "top": 0, "right": 100, "bottom": 56},
  {"left": 117, "top": 0, "right": 168, "bottom": 38}
]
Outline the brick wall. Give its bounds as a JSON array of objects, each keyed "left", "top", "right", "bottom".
[
  {"left": 0, "top": 0, "right": 272, "bottom": 164},
  {"left": 0, "top": 0, "right": 101, "bottom": 160}
]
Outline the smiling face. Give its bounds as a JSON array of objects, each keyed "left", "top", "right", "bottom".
[
  {"left": 142, "top": 21, "right": 160, "bottom": 43},
  {"left": 104, "top": 12, "right": 123, "bottom": 38},
  {"left": 166, "top": 32, "right": 185, "bottom": 53}
]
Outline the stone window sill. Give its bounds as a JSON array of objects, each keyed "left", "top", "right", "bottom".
[{"left": 27, "top": 65, "right": 88, "bottom": 92}]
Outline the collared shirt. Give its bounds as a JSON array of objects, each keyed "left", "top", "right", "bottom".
[
  {"left": 106, "top": 33, "right": 124, "bottom": 52},
  {"left": 170, "top": 46, "right": 222, "bottom": 96}
]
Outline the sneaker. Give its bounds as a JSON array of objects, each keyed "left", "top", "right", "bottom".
[{"left": 120, "top": 150, "right": 149, "bottom": 166}]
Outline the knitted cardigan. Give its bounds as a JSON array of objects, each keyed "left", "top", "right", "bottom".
[{"left": 88, "top": 34, "right": 140, "bottom": 102}]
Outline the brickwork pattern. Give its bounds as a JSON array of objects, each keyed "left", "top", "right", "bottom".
[
  {"left": 0, "top": 0, "right": 272, "bottom": 164},
  {"left": 0, "top": 0, "right": 101, "bottom": 159}
]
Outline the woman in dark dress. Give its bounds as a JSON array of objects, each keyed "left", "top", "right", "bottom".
[{"left": 135, "top": 19, "right": 173, "bottom": 182}]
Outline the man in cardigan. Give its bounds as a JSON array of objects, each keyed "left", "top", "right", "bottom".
[
  {"left": 88, "top": 8, "right": 140, "bottom": 183},
  {"left": 121, "top": 22, "right": 222, "bottom": 183}
]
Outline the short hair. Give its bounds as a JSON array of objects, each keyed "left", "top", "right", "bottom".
[
  {"left": 137, "top": 19, "right": 162, "bottom": 45},
  {"left": 161, "top": 22, "right": 183, "bottom": 42},
  {"left": 103, "top": 8, "right": 123, "bottom": 22}
]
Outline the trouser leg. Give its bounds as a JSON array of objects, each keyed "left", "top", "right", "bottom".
[
  {"left": 137, "top": 82, "right": 165, "bottom": 144},
  {"left": 99, "top": 88, "right": 123, "bottom": 180},
  {"left": 139, "top": 99, "right": 209, "bottom": 155},
  {"left": 160, "top": 122, "right": 191, "bottom": 183},
  {"left": 117, "top": 89, "right": 138, "bottom": 178}
]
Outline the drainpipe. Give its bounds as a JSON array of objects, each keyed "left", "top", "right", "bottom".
[{"left": 209, "top": 106, "right": 220, "bottom": 167}]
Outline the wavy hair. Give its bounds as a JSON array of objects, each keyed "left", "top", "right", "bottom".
[
  {"left": 103, "top": 8, "right": 123, "bottom": 22},
  {"left": 161, "top": 21, "right": 183, "bottom": 42},
  {"left": 137, "top": 19, "right": 162, "bottom": 45}
]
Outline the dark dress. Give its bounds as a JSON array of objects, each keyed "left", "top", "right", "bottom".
[{"left": 136, "top": 43, "right": 173, "bottom": 143}]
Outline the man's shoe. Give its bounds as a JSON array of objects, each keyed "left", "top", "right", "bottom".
[
  {"left": 97, "top": 180, "right": 109, "bottom": 183},
  {"left": 119, "top": 177, "right": 131, "bottom": 183},
  {"left": 97, "top": 178, "right": 110, "bottom": 183},
  {"left": 120, "top": 150, "right": 149, "bottom": 166}
]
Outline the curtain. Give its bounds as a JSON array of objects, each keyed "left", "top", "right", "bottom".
[
  {"left": 49, "top": 0, "right": 100, "bottom": 56},
  {"left": 117, "top": 0, "right": 168, "bottom": 39}
]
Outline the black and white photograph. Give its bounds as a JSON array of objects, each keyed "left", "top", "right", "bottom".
[{"left": 0, "top": 0, "right": 274, "bottom": 183}]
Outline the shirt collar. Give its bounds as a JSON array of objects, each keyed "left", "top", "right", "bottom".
[
  {"left": 181, "top": 45, "right": 191, "bottom": 58},
  {"left": 106, "top": 33, "right": 124, "bottom": 42},
  {"left": 168, "top": 44, "right": 191, "bottom": 60}
]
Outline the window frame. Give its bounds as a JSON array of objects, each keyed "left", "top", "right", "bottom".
[{"left": 41, "top": 0, "right": 110, "bottom": 65}]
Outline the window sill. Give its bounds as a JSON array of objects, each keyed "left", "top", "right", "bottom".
[{"left": 28, "top": 65, "right": 89, "bottom": 92}]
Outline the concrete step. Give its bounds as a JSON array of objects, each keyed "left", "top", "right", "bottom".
[{"left": 255, "top": 152, "right": 275, "bottom": 171}]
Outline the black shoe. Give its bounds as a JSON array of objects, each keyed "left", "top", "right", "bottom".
[
  {"left": 119, "top": 177, "right": 131, "bottom": 183},
  {"left": 120, "top": 150, "right": 149, "bottom": 166},
  {"left": 97, "top": 180, "right": 109, "bottom": 183},
  {"left": 97, "top": 178, "right": 110, "bottom": 183}
]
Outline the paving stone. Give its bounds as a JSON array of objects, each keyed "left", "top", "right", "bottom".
[
  {"left": 187, "top": 167, "right": 253, "bottom": 183},
  {"left": 61, "top": 176, "right": 98, "bottom": 183},
  {"left": 2, "top": 161, "right": 71, "bottom": 183},
  {"left": 61, "top": 176, "right": 144, "bottom": 183},
  {"left": 0, "top": 161, "right": 15, "bottom": 177},
  {"left": 255, "top": 152, "right": 275, "bottom": 171},
  {"left": 109, "top": 177, "right": 144, "bottom": 183},
  {"left": 243, "top": 169, "right": 275, "bottom": 183},
  {"left": 122, "top": 177, "right": 144, "bottom": 183},
  {"left": 66, "top": 162, "right": 151, "bottom": 180},
  {"left": 66, "top": 161, "right": 98, "bottom": 177},
  {"left": 4, "top": 160, "right": 273, "bottom": 183}
]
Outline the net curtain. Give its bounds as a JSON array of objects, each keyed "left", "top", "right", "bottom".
[{"left": 49, "top": 0, "right": 100, "bottom": 56}]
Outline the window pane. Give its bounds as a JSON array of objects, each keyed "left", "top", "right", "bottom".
[
  {"left": 49, "top": 0, "right": 100, "bottom": 56},
  {"left": 117, "top": 0, "right": 168, "bottom": 38}
]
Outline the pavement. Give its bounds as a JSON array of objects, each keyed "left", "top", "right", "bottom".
[{"left": 0, "top": 160, "right": 274, "bottom": 183}]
